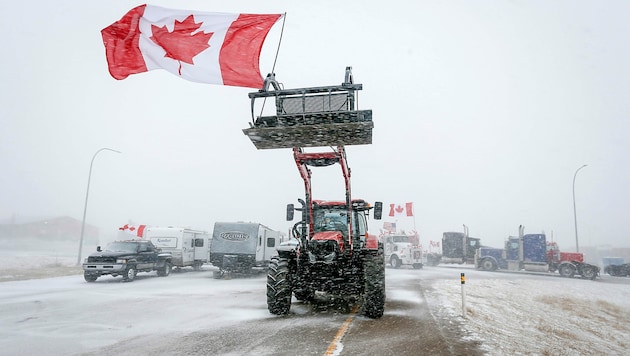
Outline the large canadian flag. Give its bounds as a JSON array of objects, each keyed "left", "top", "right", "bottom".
[
  {"left": 101, "top": 4, "right": 283, "bottom": 88},
  {"left": 389, "top": 202, "right": 414, "bottom": 217}
]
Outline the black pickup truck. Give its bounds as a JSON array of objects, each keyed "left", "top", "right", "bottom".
[{"left": 82, "top": 240, "right": 173, "bottom": 282}]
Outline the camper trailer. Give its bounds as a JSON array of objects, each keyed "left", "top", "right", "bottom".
[
  {"left": 210, "top": 222, "right": 285, "bottom": 278},
  {"left": 144, "top": 227, "right": 210, "bottom": 270}
]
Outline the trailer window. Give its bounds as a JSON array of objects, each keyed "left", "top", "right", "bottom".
[{"left": 267, "top": 238, "right": 276, "bottom": 248}]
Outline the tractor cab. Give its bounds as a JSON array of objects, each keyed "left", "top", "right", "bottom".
[{"left": 242, "top": 67, "right": 373, "bottom": 149}]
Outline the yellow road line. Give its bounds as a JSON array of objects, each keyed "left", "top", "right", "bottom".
[{"left": 324, "top": 305, "right": 359, "bottom": 356}]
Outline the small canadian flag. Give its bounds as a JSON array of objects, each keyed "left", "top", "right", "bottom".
[
  {"left": 389, "top": 202, "right": 414, "bottom": 217},
  {"left": 119, "top": 224, "right": 147, "bottom": 238}
]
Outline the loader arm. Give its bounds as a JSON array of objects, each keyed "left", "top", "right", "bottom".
[{"left": 293, "top": 146, "right": 354, "bottom": 249}]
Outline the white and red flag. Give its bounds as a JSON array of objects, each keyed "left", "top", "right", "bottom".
[
  {"left": 119, "top": 224, "right": 147, "bottom": 238},
  {"left": 101, "top": 4, "right": 283, "bottom": 88},
  {"left": 389, "top": 202, "right": 414, "bottom": 217}
]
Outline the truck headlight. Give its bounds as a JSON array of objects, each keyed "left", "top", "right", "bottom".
[{"left": 116, "top": 258, "right": 128, "bottom": 264}]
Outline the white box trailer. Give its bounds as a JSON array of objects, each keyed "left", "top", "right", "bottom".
[
  {"left": 144, "top": 227, "right": 210, "bottom": 270},
  {"left": 210, "top": 222, "right": 285, "bottom": 278}
]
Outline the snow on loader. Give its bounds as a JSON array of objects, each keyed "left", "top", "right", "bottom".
[
  {"left": 242, "top": 67, "right": 373, "bottom": 149},
  {"left": 243, "top": 68, "right": 386, "bottom": 318}
]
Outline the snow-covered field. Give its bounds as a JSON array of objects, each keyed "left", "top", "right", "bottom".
[{"left": 424, "top": 271, "right": 630, "bottom": 355}]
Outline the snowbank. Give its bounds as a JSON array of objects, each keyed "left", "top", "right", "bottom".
[{"left": 425, "top": 275, "right": 630, "bottom": 355}]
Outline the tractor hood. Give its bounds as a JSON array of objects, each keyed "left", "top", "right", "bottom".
[{"left": 312, "top": 231, "right": 345, "bottom": 251}]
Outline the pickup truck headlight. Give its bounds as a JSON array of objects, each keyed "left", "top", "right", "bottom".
[{"left": 116, "top": 258, "right": 128, "bottom": 264}]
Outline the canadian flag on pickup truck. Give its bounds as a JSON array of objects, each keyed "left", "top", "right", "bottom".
[
  {"left": 119, "top": 224, "right": 147, "bottom": 238},
  {"left": 388, "top": 202, "right": 414, "bottom": 217}
]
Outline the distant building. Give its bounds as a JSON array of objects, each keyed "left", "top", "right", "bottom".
[{"left": 0, "top": 216, "right": 99, "bottom": 243}]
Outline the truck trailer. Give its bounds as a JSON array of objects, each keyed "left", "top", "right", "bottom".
[
  {"left": 210, "top": 222, "right": 285, "bottom": 278},
  {"left": 144, "top": 227, "right": 210, "bottom": 271}
]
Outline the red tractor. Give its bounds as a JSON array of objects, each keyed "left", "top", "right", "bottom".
[
  {"left": 271, "top": 147, "right": 385, "bottom": 318},
  {"left": 243, "top": 68, "right": 385, "bottom": 318}
]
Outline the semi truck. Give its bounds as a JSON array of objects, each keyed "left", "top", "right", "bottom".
[
  {"left": 382, "top": 232, "right": 424, "bottom": 269},
  {"left": 476, "top": 225, "right": 599, "bottom": 279},
  {"left": 425, "top": 225, "right": 481, "bottom": 266}
]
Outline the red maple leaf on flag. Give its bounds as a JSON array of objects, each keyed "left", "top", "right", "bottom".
[{"left": 150, "top": 15, "right": 213, "bottom": 74}]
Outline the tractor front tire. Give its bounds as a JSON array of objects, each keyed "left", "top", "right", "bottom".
[{"left": 267, "top": 257, "right": 292, "bottom": 315}]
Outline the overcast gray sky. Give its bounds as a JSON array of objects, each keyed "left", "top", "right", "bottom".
[{"left": 1, "top": 0, "right": 629, "bottom": 251}]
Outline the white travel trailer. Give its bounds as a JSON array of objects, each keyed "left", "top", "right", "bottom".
[
  {"left": 144, "top": 227, "right": 210, "bottom": 270},
  {"left": 210, "top": 222, "right": 285, "bottom": 278}
]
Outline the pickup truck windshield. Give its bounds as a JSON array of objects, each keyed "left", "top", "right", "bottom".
[{"left": 105, "top": 242, "right": 139, "bottom": 253}]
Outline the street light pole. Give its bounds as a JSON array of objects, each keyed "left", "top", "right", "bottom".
[
  {"left": 572, "top": 164, "right": 587, "bottom": 253},
  {"left": 76, "top": 148, "right": 121, "bottom": 266}
]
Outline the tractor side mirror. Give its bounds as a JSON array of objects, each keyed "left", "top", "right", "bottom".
[
  {"left": 286, "top": 204, "right": 295, "bottom": 221},
  {"left": 373, "top": 201, "right": 383, "bottom": 220}
]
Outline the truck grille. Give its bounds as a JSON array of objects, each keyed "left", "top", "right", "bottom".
[{"left": 87, "top": 256, "right": 117, "bottom": 263}]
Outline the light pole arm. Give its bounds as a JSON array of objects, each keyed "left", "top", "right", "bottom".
[
  {"left": 77, "top": 148, "right": 121, "bottom": 266},
  {"left": 572, "top": 164, "right": 587, "bottom": 253}
]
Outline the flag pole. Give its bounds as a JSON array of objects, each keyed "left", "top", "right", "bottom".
[
  {"left": 271, "top": 12, "right": 287, "bottom": 74},
  {"left": 412, "top": 201, "right": 416, "bottom": 231},
  {"left": 258, "top": 13, "right": 286, "bottom": 118}
]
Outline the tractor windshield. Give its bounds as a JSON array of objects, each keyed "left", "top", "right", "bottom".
[{"left": 314, "top": 210, "right": 348, "bottom": 233}]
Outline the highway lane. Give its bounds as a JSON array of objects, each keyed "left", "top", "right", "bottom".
[{"left": 1, "top": 266, "right": 486, "bottom": 355}]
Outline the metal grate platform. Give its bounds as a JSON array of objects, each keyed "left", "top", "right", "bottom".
[{"left": 243, "top": 69, "right": 373, "bottom": 149}]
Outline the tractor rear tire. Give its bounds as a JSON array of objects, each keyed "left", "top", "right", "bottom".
[
  {"left": 559, "top": 264, "right": 576, "bottom": 278},
  {"left": 267, "top": 257, "right": 292, "bottom": 315},
  {"left": 363, "top": 253, "right": 385, "bottom": 319}
]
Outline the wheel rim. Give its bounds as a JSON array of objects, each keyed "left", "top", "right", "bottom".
[{"left": 482, "top": 260, "right": 494, "bottom": 270}]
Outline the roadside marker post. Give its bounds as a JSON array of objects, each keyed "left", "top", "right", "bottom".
[{"left": 461, "top": 272, "right": 466, "bottom": 318}]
